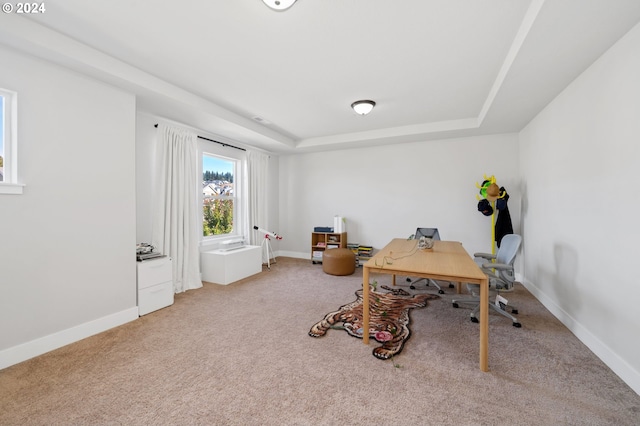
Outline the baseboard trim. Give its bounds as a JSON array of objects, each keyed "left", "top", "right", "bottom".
[
  {"left": 521, "top": 278, "right": 640, "bottom": 396},
  {"left": 274, "top": 250, "right": 308, "bottom": 260},
  {"left": 0, "top": 307, "right": 139, "bottom": 371}
]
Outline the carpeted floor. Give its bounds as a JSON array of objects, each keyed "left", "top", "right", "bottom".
[{"left": 1, "top": 257, "right": 639, "bottom": 425}]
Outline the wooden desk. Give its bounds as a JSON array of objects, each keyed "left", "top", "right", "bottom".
[{"left": 362, "top": 239, "right": 490, "bottom": 371}]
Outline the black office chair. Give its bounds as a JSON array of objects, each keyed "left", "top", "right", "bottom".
[{"left": 406, "top": 228, "right": 455, "bottom": 294}]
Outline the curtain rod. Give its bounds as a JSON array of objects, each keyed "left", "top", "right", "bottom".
[{"left": 154, "top": 124, "right": 246, "bottom": 151}]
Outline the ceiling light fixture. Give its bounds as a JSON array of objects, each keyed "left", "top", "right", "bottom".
[
  {"left": 351, "top": 100, "right": 376, "bottom": 116},
  {"left": 262, "top": 0, "right": 298, "bottom": 11}
]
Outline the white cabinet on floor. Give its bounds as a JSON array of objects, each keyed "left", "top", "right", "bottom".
[
  {"left": 137, "top": 256, "right": 174, "bottom": 316},
  {"left": 201, "top": 245, "right": 262, "bottom": 285}
]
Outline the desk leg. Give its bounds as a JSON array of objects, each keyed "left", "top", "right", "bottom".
[
  {"left": 480, "top": 277, "right": 489, "bottom": 372},
  {"left": 362, "top": 266, "right": 370, "bottom": 345}
]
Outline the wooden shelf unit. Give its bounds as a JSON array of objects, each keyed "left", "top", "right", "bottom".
[{"left": 311, "top": 232, "right": 347, "bottom": 263}]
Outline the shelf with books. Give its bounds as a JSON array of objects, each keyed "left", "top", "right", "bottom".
[{"left": 311, "top": 231, "right": 347, "bottom": 263}]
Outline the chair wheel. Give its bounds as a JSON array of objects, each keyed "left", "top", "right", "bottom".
[
  {"left": 513, "top": 322, "right": 521, "bottom": 328},
  {"left": 470, "top": 317, "right": 479, "bottom": 323},
  {"left": 452, "top": 302, "right": 459, "bottom": 308},
  {"left": 406, "top": 278, "right": 412, "bottom": 282},
  {"left": 511, "top": 309, "right": 518, "bottom": 315},
  {"left": 410, "top": 285, "right": 416, "bottom": 290},
  {"left": 448, "top": 283, "right": 455, "bottom": 288},
  {"left": 438, "top": 289, "right": 445, "bottom": 294}
]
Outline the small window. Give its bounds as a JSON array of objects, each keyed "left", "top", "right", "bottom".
[
  {"left": 0, "top": 88, "right": 21, "bottom": 194},
  {"left": 0, "top": 96, "right": 4, "bottom": 182},
  {"left": 202, "top": 154, "right": 237, "bottom": 237}
]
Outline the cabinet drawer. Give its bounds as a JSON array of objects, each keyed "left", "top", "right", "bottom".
[
  {"left": 137, "top": 257, "right": 172, "bottom": 289},
  {"left": 138, "top": 281, "right": 174, "bottom": 316}
]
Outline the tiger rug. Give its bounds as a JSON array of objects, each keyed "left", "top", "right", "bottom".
[{"left": 309, "top": 286, "right": 440, "bottom": 360}]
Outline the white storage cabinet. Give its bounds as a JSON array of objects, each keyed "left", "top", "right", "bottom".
[
  {"left": 201, "top": 245, "right": 262, "bottom": 285},
  {"left": 137, "top": 256, "right": 174, "bottom": 316}
]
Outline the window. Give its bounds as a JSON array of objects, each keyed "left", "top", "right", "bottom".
[
  {"left": 0, "top": 88, "right": 21, "bottom": 194},
  {"left": 0, "top": 95, "right": 3, "bottom": 182},
  {"left": 201, "top": 152, "right": 239, "bottom": 238}
]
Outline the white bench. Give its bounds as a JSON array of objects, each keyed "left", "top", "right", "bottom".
[{"left": 200, "top": 245, "right": 262, "bottom": 285}]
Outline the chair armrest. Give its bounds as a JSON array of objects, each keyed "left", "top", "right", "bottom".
[
  {"left": 482, "top": 262, "right": 512, "bottom": 271},
  {"left": 474, "top": 252, "right": 495, "bottom": 260}
]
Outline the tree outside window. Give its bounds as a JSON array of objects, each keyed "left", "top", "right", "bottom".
[{"left": 202, "top": 154, "right": 236, "bottom": 236}]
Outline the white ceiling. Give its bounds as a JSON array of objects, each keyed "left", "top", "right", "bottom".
[{"left": 2, "top": 0, "right": 640, "bottom": 153}]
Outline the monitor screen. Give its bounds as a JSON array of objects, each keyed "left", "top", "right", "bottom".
[{"left": 416, "top": 228, "right": 440, "bottom": 240}]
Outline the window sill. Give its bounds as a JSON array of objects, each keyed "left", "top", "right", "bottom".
[
  {"left": 0, "top": 183, "right": 25, "bottom": 195},
  {"left": 200, "top": 235, "right": 244, "bottom": 251}
]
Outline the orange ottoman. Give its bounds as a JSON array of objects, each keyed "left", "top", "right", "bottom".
[{"left": 322, "top": 248, "right": 356, "bottom": 276}]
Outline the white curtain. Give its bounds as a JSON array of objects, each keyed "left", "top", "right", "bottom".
[
  {"left": 244, "top": 150, "right": 270, "bottom": 246},
  {"left": 152, "top": 124, "right": 202, "bottom": 293}
]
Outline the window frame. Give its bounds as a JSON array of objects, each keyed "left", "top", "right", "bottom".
[
  {"left": 199, "top": 139, "right": 246, "bottom": 245},
  {"left": 0, "top": 87, "right": 23, "bottom": 194}
]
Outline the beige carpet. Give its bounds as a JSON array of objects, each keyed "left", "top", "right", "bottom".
[{"left": 1, "top": 257, "right": 638, "bottom": 425}]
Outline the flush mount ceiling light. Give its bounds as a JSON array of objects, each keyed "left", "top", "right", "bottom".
[
  {"left": 351, "top": 100, "right": 376, "bottom": 115},
  {"left": 262, "top": 0, "right": 297, "bottom": 11}
]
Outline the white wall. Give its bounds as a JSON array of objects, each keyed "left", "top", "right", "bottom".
[
  {"left": 277, "top": 133, "right": 520, "bottom": 258},
  {"left": 0, "top": 46, "right": 137, "bottom": 368},
  {"left": 519, "top": 22, "right": 640, "bottom": 393},
  {"left": 135, "top": 113, "right": 158, "bottom": 244}
]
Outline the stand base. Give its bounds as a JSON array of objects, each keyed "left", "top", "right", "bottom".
[{"left": 261, "top": 238, "right": 276, "bottom": 269}]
